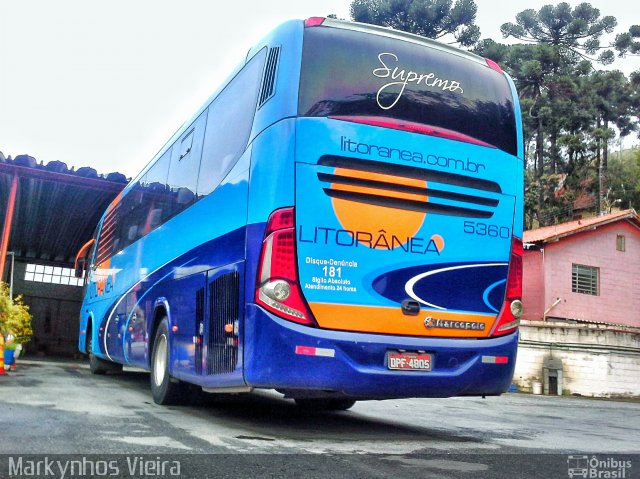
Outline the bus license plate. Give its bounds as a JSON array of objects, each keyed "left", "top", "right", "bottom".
[{"left": 387, "top": 352, "right": 432, "bottom": 371}]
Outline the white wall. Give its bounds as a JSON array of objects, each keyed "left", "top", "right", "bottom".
[{"left": 513, "top": 320, "right": 640, "bottom": 397}]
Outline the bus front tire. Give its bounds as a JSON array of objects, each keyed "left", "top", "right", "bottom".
[
  {"left": 294, "top": 398, "right": 357, "bottom": 411},
  {"left": 87, "top": 330, "right": 122, "bottom": 375},
  {"left": 150, "top": 318, "right": 187, "bottom": 405}
]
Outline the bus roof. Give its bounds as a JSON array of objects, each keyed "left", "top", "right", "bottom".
[{"left": 316, "top": 17, "right": 488, "bottom": 68}]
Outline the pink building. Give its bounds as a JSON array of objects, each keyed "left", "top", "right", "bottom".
[{"left": 522, "top": 209, "right": 640, "bottom": 327}]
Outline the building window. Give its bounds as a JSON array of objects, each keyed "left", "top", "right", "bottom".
[
  {"left": 616, "top": 235, "right": 625, "bottom": 252},
  {"left": 24, "top": 263, "right": 83, "bottom": 287},
  {"left": 572, "top": 264, "right": 599, "bottom": 296}
]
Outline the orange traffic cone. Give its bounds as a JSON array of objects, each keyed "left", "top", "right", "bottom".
[{"left": 0, "top": 336, "right": 6, "bottom": 376}]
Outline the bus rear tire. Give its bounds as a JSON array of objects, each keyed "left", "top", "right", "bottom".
[
  {"left": 294, "top": 398, "right": 356, "bottom": 411},
  {"left": 151, "top": 317, "right": 187, "bottom": 405}
]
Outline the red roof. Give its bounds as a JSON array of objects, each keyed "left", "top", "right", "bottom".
[
  {"left": 524, "top": 209, "right": 640, "bottom": 244},
  {"left": 572, "top": 192, "right": 596, "bottom": 210}
]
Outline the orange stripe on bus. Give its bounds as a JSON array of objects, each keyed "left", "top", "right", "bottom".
[
  {"left": 330, "top": 183, "right": 428, "bottom": 203},
  {"left": 333, "top": 168, "right": 426, "bottom": 188},
  {"left": 309, "top": 303, "right": 496, "bottom": 338}
]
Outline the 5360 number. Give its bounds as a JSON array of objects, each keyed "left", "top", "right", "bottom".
[{"left": 463, "top": 221, "right": 510, "bottom": 239}]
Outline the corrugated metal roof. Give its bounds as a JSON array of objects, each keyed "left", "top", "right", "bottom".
[
  {"left": 524, "top": 209, "right": 640, "bottom": 244},
  {"left": 0, "top": 158, "right": 126, "bottom": 264}
]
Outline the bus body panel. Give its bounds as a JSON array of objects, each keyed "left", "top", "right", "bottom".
[
  {"left": 248, "top": 21, "right": 303, "bottom": 145},
  {"left": 506, "top": 73, "right": 525, "bottom": 231},
  {"left": 245, "top": 119, "right": 296, "bottom": 228},
  {"left": 294, "top": 117, "right": 520, "bottom": 338},
  {"left": 244, "top": 304, "right": 517, "bottom": 398},
  {"left": 78, "top": 18, "right": 524, "bottom": 400},
  {"left": 80, "top": 148, "right": 253, "bottom": 386}
]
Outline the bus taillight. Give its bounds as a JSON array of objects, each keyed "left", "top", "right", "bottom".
[
  {"left": 490, "top": 236, "right": 523, "bottom": 337},
  {"left": 256, "top": 207, "right": 316, "bottom": 326}
]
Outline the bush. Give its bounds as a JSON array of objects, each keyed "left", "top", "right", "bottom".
[{"left": 0, "top": 282, "right": 33, "bottom": 346}]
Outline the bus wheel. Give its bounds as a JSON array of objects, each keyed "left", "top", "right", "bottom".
[
  {"left": 294, "top": 398, "right": 357, "bottom": 411},
  {"left": 150, "top": 317, "right": 187, "bottom": 405},
  {"left": 87, "top": 327, "right": 121, "bottom": 375}
]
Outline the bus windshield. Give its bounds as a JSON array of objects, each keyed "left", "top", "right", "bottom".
[{"left": 299, "top": 26, "right": 518, "bottom": 156}]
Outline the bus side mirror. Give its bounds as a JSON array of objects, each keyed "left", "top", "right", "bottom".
[
  {"left": 74, "top": 258, "right": 85, "bottom": 278},
  {"left": 75, "top": 238, "right": 96, "bottom": 279}
]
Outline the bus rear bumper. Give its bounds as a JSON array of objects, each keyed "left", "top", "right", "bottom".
[{"left": 244, "top": 305, "right": 518, "bottom": 399}]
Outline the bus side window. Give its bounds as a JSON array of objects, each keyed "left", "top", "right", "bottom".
[
  {"left": 197, "top": 48, "right": 266, "bottom": 197},
  {"left": 167, "top": 111, "right": 207, "bottom": 217},
  {"left": 127, "top": 225, "right": 138, "bottom": 242},
  {"left": 144, "top": 149, "right": 172, "bottom": 225},
  {"left": 115, "top": 184, "right": 142, "bottom": 252},
  {"left": 147, "top": 208, "right": 163, "bottom": 230}
]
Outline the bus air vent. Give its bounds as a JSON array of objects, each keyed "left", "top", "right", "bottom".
[
  {"left": 318, "top": 155, "right": 500, "bottom": 219},
  {"left": 258, "top": 46, "right": 280, "bottom": 108},
  {"left": 195, "top": 286, "right": 205, "bottom": 375},
  {"left": 207, "top": 271, "right": 240, "bottom": 375}
]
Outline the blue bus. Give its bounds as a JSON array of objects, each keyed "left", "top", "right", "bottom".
[{"left": 75, "top": 17, "right": 524, "bottom": 409}]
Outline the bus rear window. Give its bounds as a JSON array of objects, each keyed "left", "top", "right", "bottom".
[{"left": 299, "top": 27, "right": 518, "bottom": 156}]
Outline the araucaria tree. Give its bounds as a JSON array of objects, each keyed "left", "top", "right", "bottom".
[
  {"left": 350, "top": 0, "right": 481, "bottom": 46},
  {"left": 485, "top": 3, "right": 639, "bottom": 224}
]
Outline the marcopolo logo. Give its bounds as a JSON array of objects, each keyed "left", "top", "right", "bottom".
[
  {"left": 423, "top": 316, "right": 486, "bottom": 331},
  {"left": 567, "top": 455, "right": 632, "bottom": 478}
]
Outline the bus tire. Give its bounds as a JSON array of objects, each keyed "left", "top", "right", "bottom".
[
  {"left": 150, "top": 317, "right": 187, "bottom": 405},
  {"left": 87, "top": 327, "right": 121, "bottom": 375},
  {"left": 294, "top": 398, "right": 357, "bottom": 411}
]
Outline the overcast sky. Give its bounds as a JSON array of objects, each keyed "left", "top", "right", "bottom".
[{"left": 1, "top": 0, "right": 639, "bottom": 177}]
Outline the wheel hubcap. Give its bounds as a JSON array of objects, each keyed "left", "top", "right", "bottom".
[{"left": 154, "top": 334, "right": 167, "bottom": 386}]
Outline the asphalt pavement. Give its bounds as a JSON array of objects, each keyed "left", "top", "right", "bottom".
[{"left": 0, "top": 359, "right": 637, "bottom": 478}]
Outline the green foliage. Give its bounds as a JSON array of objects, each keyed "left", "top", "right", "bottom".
[
  {"left": 500, "top": 2, "right": 617, "bottom": 64},
  {"left": 350, "top": 0, "right": 480, "bottom": 46},
  {"left": 614, "top": 26, "right": 640, "bottom": 57},
  {"left": 606, "top": 150, "right": 640, "bottom": 210},
  {"left": 525, "top": 172, "right": 576, "bottom": 228},
  {"left": 0, "top": 282, "right": 33, "bottom": 345},
  {"left": 487, "top": 3, "right": 640, "bottom": 225}
]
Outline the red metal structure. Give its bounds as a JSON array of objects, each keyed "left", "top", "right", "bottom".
[{"left": 0, "top": 174, "right": 18, "bottom": 281}]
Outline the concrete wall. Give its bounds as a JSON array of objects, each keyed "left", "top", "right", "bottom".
[
  {"left": 514, "top": 320, "right": 640, "bottom": 397},
  {"left": 523, "top": 221, "right": 640, "bottom": 327},
  {"left": 7, "top": 260, "right": 83, "bottom": 356}
]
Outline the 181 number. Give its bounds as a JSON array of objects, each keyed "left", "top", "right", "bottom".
[
  {"left": 322, "top": 266, "right": 342, "bottom": 278},
  {"left": 463, "top": 221, "right": 510, "bottom": 238}
]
